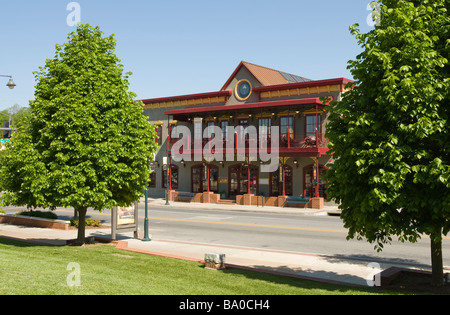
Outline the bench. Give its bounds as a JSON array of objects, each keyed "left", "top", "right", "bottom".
[
  {"left": 176, "top": 192, "right": 196, "bottom": 202},
  {"left": 285, "top": 196, "right": 310, "bottom": 207}
]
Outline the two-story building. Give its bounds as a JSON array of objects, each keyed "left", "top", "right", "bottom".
[{"left": 142, "top": 61, "right": 352, "bottom": 209}]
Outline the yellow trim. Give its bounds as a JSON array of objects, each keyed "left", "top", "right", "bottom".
[
  {"left": 260, "top": 84, "right": 341, "bottom": 100},
  {"left": 236, "top": 113, "right": 251, "bottom": 119},
  {"left": 255, "top": 112, "right": 273, "bottom": 118},
  {"left": 234, "top": 79, "right": 253, "bottom": 101},
  {"left": 143, "top": 96, "right": 227, "bottom": 110},
  {"left": 276, "top": 110, "right": 295, "bottom": 116},
  {"left": 303, "top": 108, "right": 326, "bottom": 114}
]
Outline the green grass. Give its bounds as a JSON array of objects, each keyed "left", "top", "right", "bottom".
[{"left": 0, "top": 238, "right": 388, "bottom": 295}]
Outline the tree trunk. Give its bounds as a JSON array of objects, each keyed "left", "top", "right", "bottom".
[
  {"left": 431, "top": 233, "right": 444, "bottom": 286},
  {"left": 76, "top": 207, "right": 88, "bottom": 246}
]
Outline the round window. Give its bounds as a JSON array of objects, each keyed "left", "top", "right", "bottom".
[{"left": 235, "top": 79, "right": 252, "bottom": 101}]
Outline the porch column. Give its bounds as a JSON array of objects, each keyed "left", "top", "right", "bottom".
[
  {"left": 207, "top": 164, "right": 210, "bottom": 193},
  {"left": 169, "top": 164, "right": 172, "bottom": 191},
  {"left": 315, "top": 103, "right": 319, "bottom": 148},
  {"left": 247, "top": 164, "right": 251, "bottom": 195},
  {"left": 315, "top": 158, "right": 320, "bottom": 198}
]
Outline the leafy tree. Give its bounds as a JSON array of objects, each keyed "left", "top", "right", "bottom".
[
  {"left": 326, "top": 0, "right": 449, "bottom": 286},
  {"left": 0, "top": 24, "right": 158, "bottom": 244}
]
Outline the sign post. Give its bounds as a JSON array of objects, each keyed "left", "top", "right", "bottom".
[{"left": 111, "top": 202, "right": 139, "bottom": 240}]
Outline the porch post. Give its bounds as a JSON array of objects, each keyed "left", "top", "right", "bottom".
[
  {"left": 169, "top": 163, "right": 172, "bottom": 191},
  {"left": 207, "top": 164, "right": 210, "bottom": 193},
  {"left": 316, "top": 103, "right": 319, "bottom": 149},
  {"left": 247, "top": 162, "right": 251, "bottom": 195},
  {"left": 165, "top": 116, "right": 170, "bottom": 205},
  {"left": 315, "top": 157, "right": 320, "bottom": 198}
]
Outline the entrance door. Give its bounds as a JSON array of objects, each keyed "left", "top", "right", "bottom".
[
  {"left": 270, "top": 165, "right": 293, "bottom": 196},
  {"left": 228, "top": 164, "right": 258, "bottom": 197},
  {"left": 191, "top": 164, "right": 219, "bottom": 193},
  {"left": 303, "top": 165, "right": 327, "bottom": 198}
]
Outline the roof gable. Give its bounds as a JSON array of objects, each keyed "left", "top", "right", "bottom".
[{"left": 221, "top": 61, "right": 311, "bottom": 91}]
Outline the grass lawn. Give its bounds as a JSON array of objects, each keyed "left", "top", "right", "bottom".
[{"left": 0, "top": 238, "right": 390, "bottom": 295}]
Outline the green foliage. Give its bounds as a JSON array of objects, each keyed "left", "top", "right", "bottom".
[
  {"left": 70, "top": 217, "right": 102, "bottom": 228},
  {"left": 0, "top": 24, "right": 158, "bottom": 214},
  {"left": 15, "top": 210, "right": 58, "bottom": 220},
  {"left": 326, "top": 0, "right": 450, "bottom": 250}
]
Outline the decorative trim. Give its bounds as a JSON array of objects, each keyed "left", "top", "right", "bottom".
[{"left": 260, "top": 85, "right": 341, "bottom": 99}]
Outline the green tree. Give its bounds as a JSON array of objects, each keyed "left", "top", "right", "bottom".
[
  {"left": 0, "top": 24, "right": 158, "bottom": 245},
  {"left": 326, "top": 0, "right": 449, "bottom": 286}
]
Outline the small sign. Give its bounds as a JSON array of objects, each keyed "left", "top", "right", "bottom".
[
  {"left": 117, "top": 205, "right": 136, "bottom": 226},
  {"left": 111, "top": 202, "right": 139, "bottom": 240}
]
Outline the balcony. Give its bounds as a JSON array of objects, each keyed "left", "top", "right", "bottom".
[{"left": 169, "top": 132, "right": 329, "bottom": 158}]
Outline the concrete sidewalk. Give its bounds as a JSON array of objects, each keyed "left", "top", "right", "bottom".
[
  {"left": 139, "top": 197, "right": 341, "bottom": 216},
  {"left": 0, "top": 221, "right": 433, "bottom": 288}
]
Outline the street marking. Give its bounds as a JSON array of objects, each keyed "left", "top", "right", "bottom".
[
  {"left": 53, "top": 209, "right": 450, "bottom": 239},
  {"left": 147, "top": 217, "right": 349, "bottom": 234}
]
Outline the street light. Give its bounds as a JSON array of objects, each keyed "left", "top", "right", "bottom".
[
  {"left": 142, "top": 184, "right": 151, "bottom": 242},
  {"left": 0, "top": 75, "right": 16, "bottom": 90}
]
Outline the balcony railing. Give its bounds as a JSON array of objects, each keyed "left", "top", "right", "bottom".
[{"left": 169, "top": 132, "right": 328, "bottom": 153}]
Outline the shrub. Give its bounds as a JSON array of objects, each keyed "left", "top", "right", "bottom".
[
  {"left": 70, "top": 217, "right": 102, "bottom": 228},
  {"left": 16, "top": 210, "right": 58, "bottom": 220}
]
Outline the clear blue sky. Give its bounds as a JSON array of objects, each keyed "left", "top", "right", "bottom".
[{"left": 0, "top": 0, "right": 375, "bottom": 112}]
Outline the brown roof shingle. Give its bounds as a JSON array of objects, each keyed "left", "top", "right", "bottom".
[{"left": 221, "top": 61, "right": 311, "bottom": 90}]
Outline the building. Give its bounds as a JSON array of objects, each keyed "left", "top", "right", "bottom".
[{"left": 142, "top": 61, "right": 352, "bottom": 209}]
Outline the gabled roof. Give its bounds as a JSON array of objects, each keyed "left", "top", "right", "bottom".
[{"left": 221, "top": 61, "right": 312, "bottom": 91}]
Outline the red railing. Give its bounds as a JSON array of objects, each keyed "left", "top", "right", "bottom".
[{"left": 169, "top": 133, "right": 328, "bottom": 153}]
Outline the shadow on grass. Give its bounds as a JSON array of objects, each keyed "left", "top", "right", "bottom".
[
  {"left": 204, "top": 264, "right": 381, "bottom": 295},
  {"left": 0, "top": 237, "right": 43, "bottom": 247}
]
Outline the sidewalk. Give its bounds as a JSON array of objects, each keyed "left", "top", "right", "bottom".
[
  {"left": 0, "top": 207, "right": 434, "bottom": 288},
  {"left": 139, "top": 197, "right": 340, "bottom": 216}
]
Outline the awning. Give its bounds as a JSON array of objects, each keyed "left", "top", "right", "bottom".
[{"left": 164, "top": 97, "right": 327, "bottom": 117}]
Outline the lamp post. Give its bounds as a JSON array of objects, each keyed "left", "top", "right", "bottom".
[
  {"left": 165, "top": 116, "right": 170, "bottom": 205},
  {"left": 0, "top": 75, "right": 16, "bottom": 90},
  {"left": 142, "top": 184, "right": 151, "bottom": 242}
]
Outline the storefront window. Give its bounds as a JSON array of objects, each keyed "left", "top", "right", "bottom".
[{"left": 162, "top": 165, "right": 179, "bottom": 189}]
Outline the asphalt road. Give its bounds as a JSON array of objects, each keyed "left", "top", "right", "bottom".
[{"left": 3, "top": 204, "right": 449, "bottom": 268}]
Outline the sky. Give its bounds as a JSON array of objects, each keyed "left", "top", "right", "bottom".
[{"left": 0, "top": 0, "right": 376, "bottom": 112}]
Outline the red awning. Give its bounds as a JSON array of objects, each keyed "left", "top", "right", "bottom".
[{"left": 164, "top": 97, "right": 327, "bottom": 116}]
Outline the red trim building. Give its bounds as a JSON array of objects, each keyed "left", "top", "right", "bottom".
[{"left": 142, "top": 61, "right": 352, "bottom": 208}]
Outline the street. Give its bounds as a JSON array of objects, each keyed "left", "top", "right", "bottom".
[{"left": 5, "top": 202, "right": 446, "bottom": 269}]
